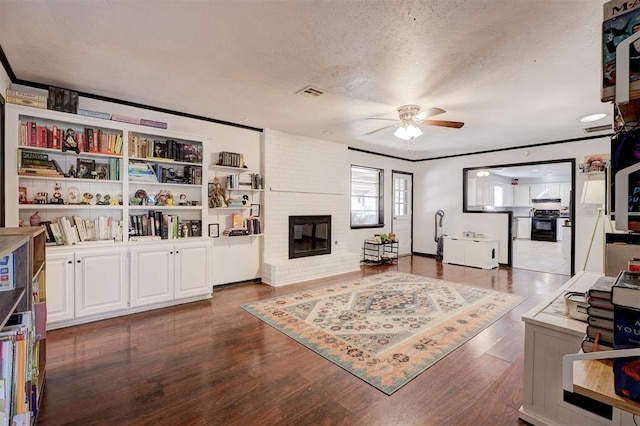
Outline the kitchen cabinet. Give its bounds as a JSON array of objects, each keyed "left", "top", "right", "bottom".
[
  {"left": 442, "top": 236, "right": 499, "bottom": 269},
  {"left": 556, "top": 218, "right": 564, "bottom": 241},
  {"left": 560, "top": 182, "right": 571, "bottom": 207},
  {"left": 46, "top": 251, "right": 75, "bottom": 323},
  {"left": 517, "top": 218, "right": 531, "bottom": 239},
  {"left": 130, "top": 240, "right": 211, "bottom": 307},
  {"left": 530, "top": 183, "right": 560, "bottom": 200},
  {"left": 501, "top": 184, "right": 514, "bottom": 207},
  {"left": 514, "top": 185, "right": 531, "bottom": 206}
]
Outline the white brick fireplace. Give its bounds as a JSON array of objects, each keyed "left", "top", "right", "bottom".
[{"left": 262, "top": 129, "right": 360, "bottom": 286}]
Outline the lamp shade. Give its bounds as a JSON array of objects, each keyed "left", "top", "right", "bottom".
[
  {"left": 580, "top": 179, "right": 606, "bottom": 205},
  {"left": 394, "top": 124, "right": 423, "bottom": 140}
]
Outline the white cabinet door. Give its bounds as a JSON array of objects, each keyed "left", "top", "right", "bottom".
[
  {"left": 443, "top": 237, "right": 465, "bottom": 265},
  {"left": 174, "top": 241, "right": 211, "bottom": 299},
  {"left": 546, "top": 183, "right": 560, "bottom": 198},
  {"left": 75, "top": 248, "right": 128, "bottom": 317},
  {"left": 502, "top": 184, "right": 514, "bottom": 207},
  {"left": 530, "top": 184, "right": 547, "bottom": 199},
  {"left": 130, "top": 245, "right": 174, "bottom": 307},
  {"left": 46, "top": 251, "right": 75, "bottom": 324},
  {"left": 514, "top": 185, "right": 531, "bottom": 206},
  {"left": 560, "top": 182, "right": 571, "bottom": 206}
]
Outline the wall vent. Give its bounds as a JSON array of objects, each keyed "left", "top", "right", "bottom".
[
  {"left": 582, "top": 124, "right": 612, "bottom": 134},
  {"left": 296, "top": 85, "right": 324, "bottom": 98}
]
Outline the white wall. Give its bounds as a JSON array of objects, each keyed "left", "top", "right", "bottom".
[{"left": 414, "top": 137, "right": 611, "bottom": 273}]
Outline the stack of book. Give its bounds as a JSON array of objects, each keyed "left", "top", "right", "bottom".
[
  {"left": 582, "top": 276, "right": 616, "bottom": 353},
  {"left": 18, "top": 151, "right": 64, "bottom": 178},
  {"left": 611, "top": 271, "right": 640, "bottom": 402},
  {"left": 6, "top": 88, "right": 46, "bottom": 109}
]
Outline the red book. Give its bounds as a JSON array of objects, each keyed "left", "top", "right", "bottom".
[
  {"left": 76, "top": 133, "right": 85, "bottom": 152},
  {"left": 52, "top": 126, "right": 58, "bottom": 149}
]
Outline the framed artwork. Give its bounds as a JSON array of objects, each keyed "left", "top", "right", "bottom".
[
  {"left": 209, "top": 223, "right": 220, "bottom": 238},
  {"left": 250, "top": 203, "right": 261, "bottom": 217}
]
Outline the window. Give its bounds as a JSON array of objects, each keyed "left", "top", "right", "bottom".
[{"left": 351, "top": 165, "right": 383, "bottom": 228}]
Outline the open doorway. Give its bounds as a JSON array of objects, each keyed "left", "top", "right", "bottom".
[{"left": 463, "top": 159, "right": 575, "bottom": 275}]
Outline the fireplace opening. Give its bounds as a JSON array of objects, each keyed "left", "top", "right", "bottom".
[{"left": 289, "top": 215, "right": 331, "bottom": 259}]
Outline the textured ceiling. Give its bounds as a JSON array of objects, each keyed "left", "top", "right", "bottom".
[{"left": 0, "top": 0, "right": 612, "bottom": 160}]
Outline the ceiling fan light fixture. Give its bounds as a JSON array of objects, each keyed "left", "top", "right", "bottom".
[{"left": 394, "top": 124, "right": 423, "bottom": 140}]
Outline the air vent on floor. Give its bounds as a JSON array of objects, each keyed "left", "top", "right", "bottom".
[
  {"left": 582, "top": 124, "right": 612, "bottom": 134},
  {"left": 296, "top": 85, "right": 324, "bottom": 98}
]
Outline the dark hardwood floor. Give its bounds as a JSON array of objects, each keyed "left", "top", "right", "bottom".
[{"left": 37, "top": 256, "right": 569, "bottom": 425}]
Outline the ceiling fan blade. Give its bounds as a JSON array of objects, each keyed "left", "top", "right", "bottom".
[
  {"left": 423, "top": 119, "right": 465, "bottom": 129},
  {"left": 363, "top": 117, "right": 398, "bottom": 122},
  {"left": 420, "top": 107, "right": 446, "bottom": 119},
  {"left": 363, "top": 124, "right": 397, "bottom": 136}
]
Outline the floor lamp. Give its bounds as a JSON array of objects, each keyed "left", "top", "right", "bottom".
[{"left": 581, "top": 177, "right": 612, "bottom": 271}]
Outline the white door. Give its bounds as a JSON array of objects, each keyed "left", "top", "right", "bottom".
[
  {"left": 392, "top": 171, "right": 412, "bottom": 256},
  {"left": 174, "top": 241, "right": 211, "bottom": 299},
  {"left": 130, "top": 245, "right": 174, "bottom": 307},
  {"left": 75, "top": 248, "right": 128, "bottom": 317}
]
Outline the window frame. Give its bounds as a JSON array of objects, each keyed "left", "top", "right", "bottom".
[{"left": 350, "top": 164, "right": 384, "bottom": 229}]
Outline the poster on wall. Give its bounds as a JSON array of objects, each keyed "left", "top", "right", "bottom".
[{"left": 611, "top": 129, "right": 640, "bottom": 230}]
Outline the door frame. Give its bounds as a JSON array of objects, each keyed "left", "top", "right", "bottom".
[
  {"left": 462, "top": 159, "right": 576, "bottom": 276},
  {"left": 391, "top": 170, "right": 414, "bottom": 255}
]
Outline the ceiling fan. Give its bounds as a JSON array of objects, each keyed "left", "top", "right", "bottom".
[{"left": 364, "top": 105, "right": 465, "bottom": 140}]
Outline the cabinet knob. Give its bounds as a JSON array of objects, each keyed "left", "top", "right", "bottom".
[
  {"left": 77, "top": 260, "right": 81, "bottom": 263},
  {"left": 170, "top": 251, "right": 173, "bottom": 254},
  {"left": 176, "top": 250, "right": 179, "bottom": 254},
  {"left": 67, "top": 261, "right": 72, "bottom": 264}
]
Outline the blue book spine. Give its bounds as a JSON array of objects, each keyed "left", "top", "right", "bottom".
[{"left": 613, "top": 305, "right": 640, "bottom": 402}]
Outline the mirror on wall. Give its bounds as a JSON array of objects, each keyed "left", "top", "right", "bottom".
[{"left": 463, "top": 160, "right": 575, "bottom": 276}]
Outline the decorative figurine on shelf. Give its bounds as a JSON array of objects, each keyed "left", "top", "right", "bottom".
[
  {"left": 103, "top": 194, "right": 111, "bottom": 205},
  {"left": 62, "top": 128, "right": 79, "bottom": 154},
  {"left": 29, "top": 211, "right": 41, "bottom": 226},
  {"left": 155, "top": 189, "right": 174, "bottom": 206},
  {"left": 208, "top": 177, "right": 228, "bottom": 208},
  {"left": 95, "top": 193, "right": 103, "bottom": 205},
  {"left": 179, "top": 194, "right": 188, "bottom": 205},
  {"left": 67, "top": 164, "right": 77, "bottom": 178},
  {"left": 34, "top": 192, "right": 47, "bottom": 204},
  {"left": 68, "top": 187, "right": 79, "bottom": 204},
  {"left": 80, "top": 192, "right": 93, "bottom": 205},
  {"left": 242, "top": 194, "right": 249, "bottom": 205},
  {"left": 50, "top": 182, "right": 63, "bottom": 204}
]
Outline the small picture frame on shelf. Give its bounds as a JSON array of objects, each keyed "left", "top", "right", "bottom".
[
  {"left": 209, "top": 223, "right": 220, "bottom": 238},
  {"left": 250, "top": 203, "right": 261, "bottom": 217}
]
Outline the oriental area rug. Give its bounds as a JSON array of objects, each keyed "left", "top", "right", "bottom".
[{"left": 241, "top": 272, "right": 523, "bottom": 395}]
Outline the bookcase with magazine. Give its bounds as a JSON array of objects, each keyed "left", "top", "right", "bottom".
[
  {"left": 209, "top": 151, "right": 264, "bottom": 238},
  {"left": 11, "top": 109, "right": 125, "bottom": 245},
  {"left": 127, "top": 130, "right": 205, "bottom": 241}
]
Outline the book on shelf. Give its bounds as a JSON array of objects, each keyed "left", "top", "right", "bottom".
[
  {"left": 231, "top": 212, "right": 245, "bottom": 229},
  {"left": 76, "top": 158, "right": 96, "bottom": 179},
  {"left": 587, "top": 315, "right": 614, "bottom": 330},
  {"left": 216, "top": 151, "right": 244, "bottom": 168},
  {"left": 587, "top": 276, "right": 616, "bottom": 299},
  {"left": 581, "top": 336, "right": 614, "bottom": 353},
  {"left": 611, "top": 270, "right": 640, "bottom": 309},
  {"left": 586, "top": 305, "right": 614, "bottom": 320},
  {"left": 612, "top": 304, "right": 640, "bottom": 402},
  {"left": 77, "top": 109, "right": 111, "bottom": 120},
  {"left": 587, "top": 296, "right": 614, "bottom": 310},
  {"left": 140, "top": 119, "right": 168, "bottom": 129},
  {"left": 586, "top": 325, "right": 615, "bottom": 345},
  {"left": 111, "top": 114, "right": 140, "bottom": 125},
  {"left": 0, "top": 253, "right": 15, "bottom": 291}
]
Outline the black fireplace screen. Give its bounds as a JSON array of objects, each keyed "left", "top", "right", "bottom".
[{"left": 289, "top": 215, "right": 331, "bottom": 259}]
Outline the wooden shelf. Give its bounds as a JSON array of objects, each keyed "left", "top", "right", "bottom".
[{"left": 573, "top": 358, "right": 640, "bottom": 416}]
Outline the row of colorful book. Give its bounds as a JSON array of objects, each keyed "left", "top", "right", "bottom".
[
  {"left": 19, "top": 122, "right": 123, "bottom": 155},
  {"left": 128, "top": 212, "right": 202, "bottom": 240},
  {"left": 128, "top": 134, "right": 202, "bottom": 164},
  {"left": 40, "top": 216, "right": 123, "bottom": 245}
]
